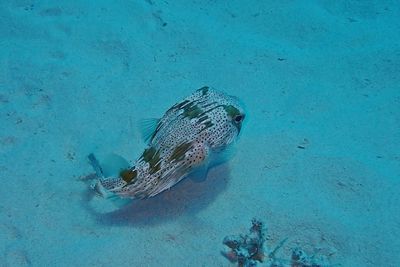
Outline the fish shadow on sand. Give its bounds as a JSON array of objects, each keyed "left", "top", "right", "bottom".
[{"left": 81, "top": 163, "right": 230, "bottom": 227}]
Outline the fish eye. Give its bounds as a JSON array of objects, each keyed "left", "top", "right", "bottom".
[{"left": 234, "top": 114, "right": 243, "bottom": 123}]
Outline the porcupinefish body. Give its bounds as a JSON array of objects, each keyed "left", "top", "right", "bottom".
[{"left": 93, "top": 86, "right": 245, "bottom": 200}]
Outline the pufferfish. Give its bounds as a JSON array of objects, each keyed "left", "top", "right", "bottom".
[{"left": 91, "top": 86, "right": 245, "bottom": 200}]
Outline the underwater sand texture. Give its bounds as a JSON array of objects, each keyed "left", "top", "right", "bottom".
[{"left": 1, "top": 1, "right": 399, "bottom": 266}]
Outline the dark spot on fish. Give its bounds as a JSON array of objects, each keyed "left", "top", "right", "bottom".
[
  {"left": 199, "top": 120, "right": 214, "bottom": 133},
  {"left": 166, "top": 99, "right": 191, "bottom": 115},
  {"left": 198, "top": 86, "right": 209, "bottom": 96},
  {"left": 120, "top": 169, "right": 138, "bottom": 183},
  {"left": 173, "top": 99, "right": 190, "bottom": 110},
  {"left": 142, "top": 147, "right": 157, "bottom": 162},
  {"left": 223, "top": 105, "right": 241, "bottom": 118},
  {"left": 142, "top": 147, "right": 162, "bottom": 174},
  {"left": 204, "top": 121, "right": 214, "bottom": 129},
  {"left": 183, "top": 104, "right": 203, "bottom": 119},
  {"left": 198, "top": 115, "right": 209, "bottom": 123},
  {"left": 170, "top": 142, "right": 192, "bottom": 161},
  {"left": 149, "top": 156, "right": 161, "bottom": 174},
  {"left": 202, "top": 101, "right": 217, "bottom": 108}
]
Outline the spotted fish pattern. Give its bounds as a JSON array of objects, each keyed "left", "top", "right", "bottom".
[{"left": 95, "top": 86, "right": 245, "bottom": 199}]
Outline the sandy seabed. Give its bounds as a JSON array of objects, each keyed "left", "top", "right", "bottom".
[{"left": 1, "top": 1, "right": 399, "bottom": 266}]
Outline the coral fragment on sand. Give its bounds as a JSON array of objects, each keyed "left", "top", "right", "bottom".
[
  {"left": 222, "top": 218, "right": 333, "bottom": 267},
  {"left": 222, "top": 218, "right": 269, "bottom": 266}
]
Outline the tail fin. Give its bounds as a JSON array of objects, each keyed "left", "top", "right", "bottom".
[
  {"left": 91, "top": 180, "right": 114, "bottom": 198},
  {"left": 91, "top": 179, "right": 132, "bottom": 207},
  {"left": 87, "top": 153, "right": 127, "bottom": 198},
  {"left": 87, "top": 153, "right": 133, "bottom": 206},
  {"left": 88, "top": 153, "right": 104, "bottom": 178}
]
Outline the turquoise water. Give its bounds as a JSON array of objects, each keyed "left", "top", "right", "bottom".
[{"left": 1, "top": 1, "right": 399, "bottom": 266}]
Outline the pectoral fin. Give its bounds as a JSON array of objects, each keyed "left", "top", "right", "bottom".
[{"left": 138, "top": 118, "right": 160, "bottom": 144}]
